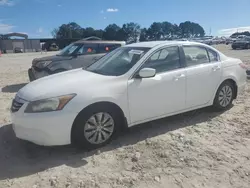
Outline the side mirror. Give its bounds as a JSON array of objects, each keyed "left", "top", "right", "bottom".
[{"left": 136, "top": 68, "right": 156, "bottom": 78}]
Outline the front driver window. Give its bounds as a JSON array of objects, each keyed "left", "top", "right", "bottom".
[{"left": 141, "top": 46, "right": 181, "bottom": 74}]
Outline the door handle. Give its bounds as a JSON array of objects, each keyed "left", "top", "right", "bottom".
[
  {"left": 174, "top": 74, "right": 185, "bottom": 81},
  {"left": 212, "top": 65, "right": 220, "bottom": 71}
]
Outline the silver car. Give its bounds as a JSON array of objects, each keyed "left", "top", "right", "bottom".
[{"left": 28, "top": 40, "right": 126, "bottom": 81}]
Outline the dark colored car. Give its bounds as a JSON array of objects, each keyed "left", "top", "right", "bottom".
[
  {"left": 14, "top": 47, "right": 23, "bottom": 53},
  {"left": 232, "top": 37, "right": 250, "bottom": 50},
  {"left": 28, "top": 40, "right": 126, "bottom": 81}
]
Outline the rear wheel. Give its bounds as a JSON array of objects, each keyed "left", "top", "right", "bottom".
[{"left": 213, "top": 81, "right": 235, "bottom": 111}]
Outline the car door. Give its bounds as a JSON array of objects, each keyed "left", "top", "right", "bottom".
[
  {"left": 128, "top": 46, "right": 186, "bottom": 124},
  {"left": 182, "top": 45, "right": 222, "bottom": 109}
]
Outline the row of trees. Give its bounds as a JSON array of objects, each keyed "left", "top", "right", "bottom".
[
  {"left": 231, "top": 31, "right": 250, "bottom": 38},
  {"left": 52, "top": 21, "right": 205, "bottom": 43}
]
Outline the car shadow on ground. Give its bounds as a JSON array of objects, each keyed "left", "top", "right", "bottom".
[
  {"left": 1, "top": 83, "right": 27, "bottom": 93},
  {"left": 0, "top": 107, "right": 225, "bottom": 180}
]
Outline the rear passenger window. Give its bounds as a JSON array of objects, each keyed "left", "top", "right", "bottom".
[
  {"left": 183, "top": 46, "right": 209, "bottom": 67},
  {"left": 207, "top": 49, "right": 218, "bottom": 62},
  {"left": 99, "top": 43, "right": 121, "bottom": 53},
  {"left": 77, "top": 43, "right": 98, "bottom": 55}
]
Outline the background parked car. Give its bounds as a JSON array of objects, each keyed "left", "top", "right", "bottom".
[
  {"left": 48, "top": 43, "right": 59, "bottom": 51},
  {"left": 28, "top": 40, "right": 126, "bottom": 81},
  {"left": 14, "top": 47, "right": 23, "bottom": 53},
  {"left": 232, "top": 37, "right": 250, "bottom": 50}
]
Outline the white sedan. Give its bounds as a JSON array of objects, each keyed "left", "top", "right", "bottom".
[{"left": 11, "top": 41, "right": 246, "bottom": 149}]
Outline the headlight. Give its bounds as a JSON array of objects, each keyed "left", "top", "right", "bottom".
[
  {"left": 25, "top": 94, "right": 76, "bottom": 113},
  {"left": 36, "top": 61, "right": 52, "bottom": 69}
]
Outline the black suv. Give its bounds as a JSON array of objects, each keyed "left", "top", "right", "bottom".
[{"left": 28, "top": 40, "right": 125, "bottom": 81}]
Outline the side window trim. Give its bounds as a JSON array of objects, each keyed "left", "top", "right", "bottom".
[
  {"left": 130, "top": 45, "right": 183, "bottom": 79},
  {"left": 206, "top": 48, "right": 220, "bottom": 62},
  {"left": 205, "top": 48, "right": 211, "bottom": 62}
]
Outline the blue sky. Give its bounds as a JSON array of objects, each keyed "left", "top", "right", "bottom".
[{"left": 0, "top": 0, "right": 250, "bottom": 38}]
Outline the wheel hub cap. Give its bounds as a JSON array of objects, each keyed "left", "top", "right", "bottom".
[
  {"left": 84, "top": 112, "right": 114, "bottom": 144},
  {"left": 218, "top": 85, "right": 233, "bottom": 107}
]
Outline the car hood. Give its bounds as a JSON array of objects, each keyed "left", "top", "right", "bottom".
[
  {"left": 17, "top": 69, "right": 117, "bottom": 101},
  {"left": 32, "top": 55, "right": 72, "bottom": 66}
]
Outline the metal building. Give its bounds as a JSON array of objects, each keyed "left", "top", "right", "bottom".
[{"left": 0, "top": 33, "right": 41, "bottom": 53}]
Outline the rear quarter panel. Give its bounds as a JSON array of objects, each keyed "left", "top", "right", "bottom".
[{"left": 221, "top": 58, "right": 246, "bottom": 88}]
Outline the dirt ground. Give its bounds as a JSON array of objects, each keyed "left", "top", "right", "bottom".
[{"left": 0, "top": 45, "right": 250, "bottom": 188}]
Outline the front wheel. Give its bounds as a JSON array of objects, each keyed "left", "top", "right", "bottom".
[
  {"left": 71, "top": 106, "right": 121, "bottom": 149},
  {"left": 213, "top": 81, "right": 235, "bottom": 111}
]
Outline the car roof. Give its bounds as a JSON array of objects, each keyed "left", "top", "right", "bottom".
[
  {"left": 74, "top": 40, "right": 126, "bottom": 44},
  {"left": 125, "top": 41, "right": 203, "bottom": 48}
]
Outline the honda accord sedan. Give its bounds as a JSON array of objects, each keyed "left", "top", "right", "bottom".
[{"left": 11, "top": 41, "right": 247, "bottom": 149}]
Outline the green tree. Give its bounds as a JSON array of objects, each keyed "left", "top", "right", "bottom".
[
  {"left": 147, "top": 22, "right": 163, "bottom": 40},
  {"left": 179, "top": 21, "right": 205, "bottom": 38},
  {"left": 161, "top": 21, "right": 174, "bottom": 39},
  {"left": 103, "top": 24, "right": 121, "bottom": 40},
  {"left": 52, "top": 22, "right": 82, "bottom": 39},
  {"left": 231, "top": 31, "right": 250, "bottom": 38},
  {"left": 121, "top": 22, "right": 141, "bottom": 43},
  {"left": 139, "top": 28, "right": 148, "bottom": 41},
  {"left": 52, "top": 20, "right": 206, "bottom": 41}
]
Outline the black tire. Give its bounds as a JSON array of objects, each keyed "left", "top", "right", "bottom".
[
  {"left": 71, "top": 105, "right": 122, "bottom": 149},
  {"left": 232, "top": 46, "right": 236, "bottom": 50},
  {"left": 248, "top": 44, "right": 250, "bottom": 49},
  {"left": 213, "top": 81, "right": 235, "bottom": 111}
]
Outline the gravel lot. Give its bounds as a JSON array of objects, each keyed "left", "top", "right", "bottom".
[{"left": 0, "top": 45, "right": 250, "bottom": 188}]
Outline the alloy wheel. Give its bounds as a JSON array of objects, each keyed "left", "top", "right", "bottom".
[
  {"left": 84, "top": 112, "right": 114, "bottom": 144},
  {"left": 218, "top": 85, "right": 233, "bottom": 107}
]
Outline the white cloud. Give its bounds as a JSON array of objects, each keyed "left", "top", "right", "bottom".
[
  {"left": 106, "top": 8, "right": 119, "bottom": 12},
  {"left": 57, "top": 4, "right": 62, "bottom": 7},
  {"left": 103, "top": 17, "right": 107, "bottom": 20},
  {"left": 100, "top": 10, "right": 104, "bottom": 14},
  {"left": 0, "top": 0, "right": 15, "bottom": 6},
  {"left": 0, "top": 23, "right": 15, "bottom": 33},
  {"left": 218, "top": 26, "right": 250, "bottom": 36},
  {"left": 37, "top": 27, "right": 43, "bottom": 33}
]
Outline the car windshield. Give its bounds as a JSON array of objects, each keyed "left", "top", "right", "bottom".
[
  {"left": 86, "top": 47, "right": 150, "bottom": 76},
  {"left": 57, "top": 43, "right": 82, "bottom": 56}
]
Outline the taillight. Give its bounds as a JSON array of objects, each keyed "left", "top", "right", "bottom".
[{"left": 239, "top": 63, "right": 248, "bottom": 70}]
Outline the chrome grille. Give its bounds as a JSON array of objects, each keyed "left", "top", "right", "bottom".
[{"left": 11, "top": 95, "right": 26, "bottom": 112}]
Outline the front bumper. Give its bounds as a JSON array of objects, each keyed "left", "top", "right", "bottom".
[
  {"left": 11, "top": 103, "right": 78, "bottom": 146},
  {"left": 28, "top": 67, "right": 49, "bottom": 82}
]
